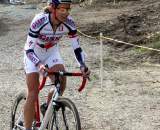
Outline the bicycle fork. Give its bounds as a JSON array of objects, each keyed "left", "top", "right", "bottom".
[{"left": 39, "top": 84, "right": 60, "bottom": 130}]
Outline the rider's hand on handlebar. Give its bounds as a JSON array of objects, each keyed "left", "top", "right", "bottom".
[
  {"left": 80, "top": 65, "right": 91, "bottom": 79},
  {"left": 38, "top": 63, "right": 49, "bottom": 74}
]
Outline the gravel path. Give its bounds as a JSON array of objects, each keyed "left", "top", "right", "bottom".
[{"left": 1, "top": 3, "right": 160, "bottom": 130}]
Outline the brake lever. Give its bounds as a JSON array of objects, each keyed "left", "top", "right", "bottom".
[
  {"left": 43, "top": 64, "right": 49, "bottom": 77},
  {"left": 84, "top": 67, "right": 91, "bottom": 81},
  {"left": 45, "top": 64, "right": 49, "bottom": 69}
]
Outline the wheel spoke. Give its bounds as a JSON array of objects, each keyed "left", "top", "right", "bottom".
[
  {"left": 62, "top": 106, "right": 69, "bottom": 130},
  {"left": 52, "top": 109, "right": 59, "bottom": 130}
]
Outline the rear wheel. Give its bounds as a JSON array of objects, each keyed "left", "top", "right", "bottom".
[
  {"left": 48, "top": 97, "right": 81, "bottom": 130},
  {"left": 10, "top": 92, "right": 26, "bottom": 130}
]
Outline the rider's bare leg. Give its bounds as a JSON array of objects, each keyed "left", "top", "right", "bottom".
[
  {"left": 47, "top": 64, "right": 66, "bottom": 104},
  {"left": 24, "top": 72, "right": 39, "bottom": 129}
]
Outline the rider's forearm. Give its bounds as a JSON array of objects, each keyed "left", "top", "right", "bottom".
[
  {"left": 74, "top": 47, "right": 86, "bottom": 67},
  {"left": 70, "top": 36, "right": 86, "bottom": 67},
  {"left": 26, "top": 49, "right": 41, "bottom": 66}
]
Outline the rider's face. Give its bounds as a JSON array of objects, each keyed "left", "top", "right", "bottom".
[{"left": 55, "top": 4, "right": 71, "bottom": 22}]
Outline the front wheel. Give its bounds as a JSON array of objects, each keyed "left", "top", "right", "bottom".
[
  {"left": 48, "top": 97, "right": 81, "bottom": 130},
  {"left": 10, "top": 92, "right": 26, "bottom": 130}
]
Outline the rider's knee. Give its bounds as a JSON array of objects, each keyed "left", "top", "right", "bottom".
[{"left": 61, "top": 76, "right": 67, "bottom": 85}]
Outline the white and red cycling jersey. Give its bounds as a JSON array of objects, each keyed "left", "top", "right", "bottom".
[{"left": 24, "top": 12, "right": 85, "bottom": 69}]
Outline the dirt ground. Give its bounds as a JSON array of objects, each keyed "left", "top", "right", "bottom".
[{"left": 1, "top": 0, "right": 160, "bottom": 130}]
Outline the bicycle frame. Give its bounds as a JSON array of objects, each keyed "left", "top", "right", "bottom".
[{"left": 34, "top": 71, "right": 87, "bottom": 130}]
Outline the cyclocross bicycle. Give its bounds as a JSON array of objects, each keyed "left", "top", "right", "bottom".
[{"left": 10, "top": 70, "right": 88, "bottom": 130}]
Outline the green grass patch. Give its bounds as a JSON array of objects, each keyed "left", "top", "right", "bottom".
[
  {"left": 134, "top": 47, "right": 149, "bottom": 53},
  {"left": 134, "top": 33, "right": 160, "bottom": 53},
  {"left": 149, "top": 40, "right": 160, "bottom": 49}
]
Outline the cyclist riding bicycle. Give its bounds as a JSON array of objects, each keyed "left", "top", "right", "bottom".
[{"left": 23, "top": 0, "right": 90, "bottom": 130}]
